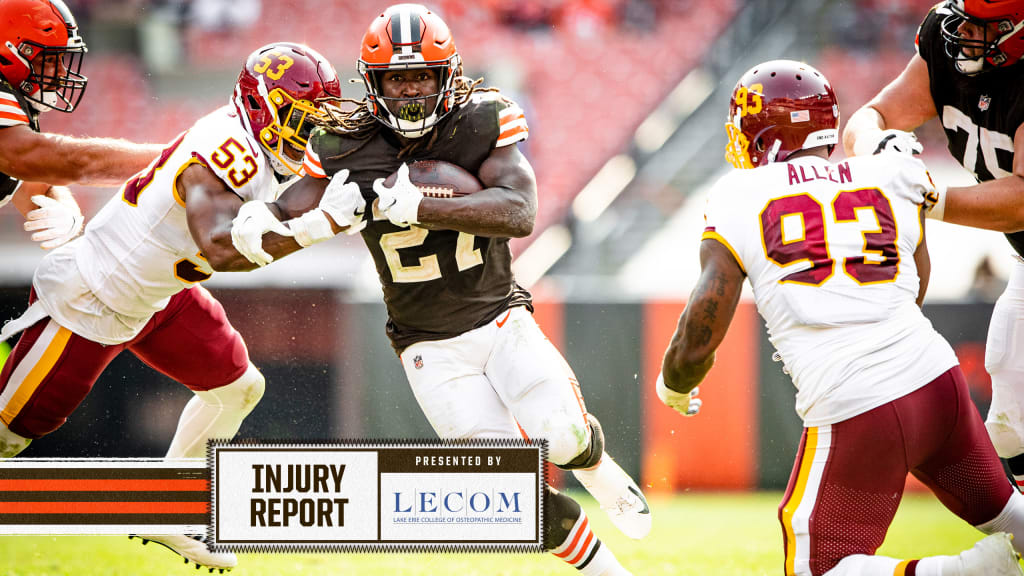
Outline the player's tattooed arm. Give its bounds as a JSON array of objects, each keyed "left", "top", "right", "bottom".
[
  {"left": 180, "top": 164, "right": 308, "bottom": 272},
  {"left": 416, "top": 144, "right": 537, "bottom": 237},
  {"left": 661, "top": 239, "right": 745, "bottom": 395}
]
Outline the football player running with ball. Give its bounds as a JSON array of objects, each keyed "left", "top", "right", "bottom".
[
  {"left": 0, "top": 42, "right": 342, "bottom": 572},
  {"left": 843, "top": 0, "right": 1024, "bottom": 493},
  {"left": 230, "top": 4, "right": 647, "bottom": 575},
  {"left": 0, "top": 0, "right": 162, "bottom": 249},
  {"left": 659, "top": 59, "right": 1024, "bottom": 576}
]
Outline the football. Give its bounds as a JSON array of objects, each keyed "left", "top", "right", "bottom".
[{"left": 384, "top": 160, "right": 483, "bottom": 198}]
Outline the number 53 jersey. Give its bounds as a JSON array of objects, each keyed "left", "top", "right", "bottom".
[
  {"left": 31, "top": 105, "right": 277, "bottom": 345},
  {"left": 702, "top": 154, "right": 958, "bottom": 426}
]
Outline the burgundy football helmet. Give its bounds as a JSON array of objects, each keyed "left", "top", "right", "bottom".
[
  {"left": 234, "top": 42, "right": 341, "bottom": 176},
  {"left": 941, "top": 0, "right": 1024, "bottom": 75},
  {"left": 0, "top": 0, "right": 87, "bottom": 113},
  {"left": 725, "top": 60, "right": 839, "bottom": 169}
]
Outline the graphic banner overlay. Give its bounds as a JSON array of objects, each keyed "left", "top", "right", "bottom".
[
  {"left": 0, "top": 459, "right": 208, "bottom": 534},
  {"left": 210, "top": 441, "right": 544, "bottom": 553}
]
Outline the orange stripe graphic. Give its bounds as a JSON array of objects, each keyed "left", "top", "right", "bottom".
[
  {"left": 782, "top": 427, "right": 818, "bottom": 576},
  {"left": 0, "top": 479, "right": 209, "bottom": 491},
  {"left": 1, "top": 326, "right": 72, "bottom": 426},
  {"left": 498, "top": 126, "right": 528, "bottom": 140},
  {"left": 0, "top": 110, "right": 28, "bottom": 123},
  {"left": 568, "top": 531, "right": 595, "bottom": 565},
  {"left": 553, "top": 516, "right": 588, "bottom": 558},
  {"left": 0, "top": 501, "right": 208, "bottom": 514}
]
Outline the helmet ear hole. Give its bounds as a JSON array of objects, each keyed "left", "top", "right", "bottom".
[{"left": 246, "top": 94, "right": 261, "bottom": 111}]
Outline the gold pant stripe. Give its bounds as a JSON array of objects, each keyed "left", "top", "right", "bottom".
[
  {"left": 783, "top": 426, "right": 819, "bottom": 576},
  {"left": 0, "top": 325, "right": 72, "bottom": 426}
]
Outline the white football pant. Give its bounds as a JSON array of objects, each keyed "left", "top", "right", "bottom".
[
  {"left": 400, "top": 306, "right": 590, "bottom": 466},
  {"left": 985, "top": 257, "right": 1024, "bottom": 458}
]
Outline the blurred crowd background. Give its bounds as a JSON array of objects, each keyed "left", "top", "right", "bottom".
[{"left": 0, "top": 0, "right": 1010, "bottom": 491}]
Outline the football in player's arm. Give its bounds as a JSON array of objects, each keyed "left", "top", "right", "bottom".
[{"left": 231, "top": 6, "right": 650, "bottom": 576}]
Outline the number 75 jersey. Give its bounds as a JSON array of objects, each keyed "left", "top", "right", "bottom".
[{"left": 702, "top": 153, "right": 958, "bottom": 426}]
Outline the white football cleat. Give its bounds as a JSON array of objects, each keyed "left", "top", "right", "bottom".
[
  {"left": 959, "top": 533, "right": 1023, "bottom": 576},
  {"left": 572, "top": 452, "right": 651, "bottom": 540},
  {"left": 131, "top": 533, "right": 237, "bottom": 573}
]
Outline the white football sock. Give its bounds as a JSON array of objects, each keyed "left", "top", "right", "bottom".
[{"left": 165, "top": 363, "right": 265, "bottom": 459}]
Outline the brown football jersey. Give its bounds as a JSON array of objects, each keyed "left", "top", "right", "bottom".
[{"left": 307, "top": 92, "right": 533, "bottom": 352}]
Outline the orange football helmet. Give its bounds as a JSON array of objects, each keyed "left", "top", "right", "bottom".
[
  {"left": 0, "top": 0, "right": 87, "bottom": 113},
  {"left": 942, "top": 0, "right": 1024, "bottom": 74},
  {"left": 725, "top": 60, "right": 839, "bottom": 169},
  {"left": 357, "top": 3, "right": 461, "bottom": 138}
]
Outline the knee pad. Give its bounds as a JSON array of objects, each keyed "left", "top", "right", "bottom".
[
  {"left": 0, "top": 422, "right": 31, "bottom": 459},
  {"left": 986, "top": 418, "right": 1024, "bottom": 459},
  {"left": 556, "top": 413, "right": 605, "bottom": 470},
  {"left": 203, "top": 364, "right": 265, "bottom": 414}
]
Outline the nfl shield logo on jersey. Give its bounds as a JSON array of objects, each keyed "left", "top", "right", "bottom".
[
  {"left": 979, "top": 95, "right": 991, "bottom": 112},
  {"left": 414, "top": 355, "right": 424, "bottom": 369}
]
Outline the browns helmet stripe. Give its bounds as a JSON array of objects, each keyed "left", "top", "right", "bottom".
[{"left": 390, "top": 6, "right": 423, "bottom": 55}]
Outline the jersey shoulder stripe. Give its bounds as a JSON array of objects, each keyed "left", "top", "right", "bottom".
[
  {"left": 302, "top": 145, "right": 326, "bottom": 178},
  {"left": 496, "top": 103, "right": 528, "bottom": 147},
  {"left": 0, "top": 92, "right": 29, "bottom": 126},
  {"left": 702, "top": 226, "right": 747, "bottom": 273}
]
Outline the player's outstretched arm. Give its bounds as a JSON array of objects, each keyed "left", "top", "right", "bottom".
[
  {"left": 935, "top": 123, "right": 1024, "bottom": 232},
  {"left": 0, "top": 124, "right": 161, "bottom": 187},
  {"left": 181, "top": 164, "right": 307, "bottom": 272},
  {"left": 661, "top": 239, "right": 745, "bottom": 395},
  {"left": 416, "top": 144, "right": 537, "bottom": 238},
  {"left": 843, "top": 54, "right": 937, "bottom": 157}
]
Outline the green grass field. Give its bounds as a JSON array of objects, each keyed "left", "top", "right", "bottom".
[{"left": 0, "top": 491, "right": 992, "bottom": 576}]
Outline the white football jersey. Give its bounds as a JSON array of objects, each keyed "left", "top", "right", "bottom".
[
  {"left": 703, "top": 154, "right": 958, "bottom": 426},
  {"left": 32, "top": 105, "right": 277, "bottom": 344}
]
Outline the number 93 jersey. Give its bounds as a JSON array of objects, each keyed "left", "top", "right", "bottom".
[
  {"left": 703, "top": 154, "right": 958, "bottom": 426},
  {"left": 32, "top": 105, "right": 277, "bottom": 344}
]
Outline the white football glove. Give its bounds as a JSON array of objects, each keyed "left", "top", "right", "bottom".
[
  {"left": 286, "top": 169, "right": 367, "bottom": 246},
  {"left": 231, "top": 200, "right": 294, "bottom": 267},
  {"left": 319, "top": 169, "right": 366, "bottom": 233},
  {"left": 24, "top": 193, "right": 83, "bottom": 250},
  {"left": 372, "top": 163, "right": 422, "bottom": 227},
  {"left": 853, "top": 129, "right": 923, "bottom": 157},
  {"left": 656, "top": 372, "right": 702, "bottom": 417}
]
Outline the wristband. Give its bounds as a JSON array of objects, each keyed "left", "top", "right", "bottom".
[
  {"left": 926, "top": 184, "right": 947, "bottom": 221},
  {"left": 286, "top": 209, "right": 334, "bottom": 247}
]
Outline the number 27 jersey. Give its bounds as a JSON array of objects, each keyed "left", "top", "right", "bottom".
[{"left": 703, "top": 154, "right": 958, "bottom": 426}]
